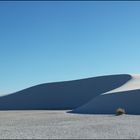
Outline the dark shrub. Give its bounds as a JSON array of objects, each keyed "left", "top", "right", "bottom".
[{"left": 116, "top": 108, "right": 125, "bottom": 116}]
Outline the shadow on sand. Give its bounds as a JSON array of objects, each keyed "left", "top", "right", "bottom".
[
  {"left": 71, "top": 89, "right": 140, "bottom": 115},
  {"left": 0, "top": 74, "right": 131, "bottom": 110}
]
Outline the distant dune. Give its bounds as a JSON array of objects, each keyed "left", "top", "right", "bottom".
[{"left": 0, "top": 74, "right": 140, "bottom": 114}]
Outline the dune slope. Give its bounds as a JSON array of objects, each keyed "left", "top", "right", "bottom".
[
  {"left": 72, "top": 74, "right": 140, "bottom": 114},
  {"left": 0, "top": 74, "right": 131, "bottom": 110}
]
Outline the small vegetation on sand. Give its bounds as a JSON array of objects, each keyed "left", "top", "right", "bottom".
[{"left": 116, "top": 108, "right": 125, "bottom": 116}]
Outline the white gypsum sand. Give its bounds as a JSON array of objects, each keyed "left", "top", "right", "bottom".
[
  {"left": 104, "top": 74, "right": 140, "bottom": 94},
  {"left": 0, "top": 110, "right": 140, "bottom": 139},
  {"left": 0, "top": 74, "right": 140, "bottom": 139}
]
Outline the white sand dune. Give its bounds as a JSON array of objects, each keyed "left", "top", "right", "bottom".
[
  {"left": 72, "top": 74, "right": 140, "bottom": 114},
  {"left": 104, "top": 74, "right": 140, "bottom": 94},
  {"left": 0, "top": 74, "right": 140, "bottom": 114},
  {"left": 0, "top": 74, "right": 131, "bottom": 110}
]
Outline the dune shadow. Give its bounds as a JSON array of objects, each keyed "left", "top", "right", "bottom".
[
  {"left": 0, "top": 74, "right": 131, "bottom": 110},
  {"left": 71, "top": 89, "right": 140, "bottom": 115}
]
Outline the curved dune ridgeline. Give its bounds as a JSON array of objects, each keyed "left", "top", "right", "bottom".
[
  {"left": 72, "top": 89, "right": 140, "bottom": 114},
  {"left": 72, "top": 74, "right": 140, "bottom": 114},
  {"left": 0, "top": 74, "right": 131, "bottom": 110}
]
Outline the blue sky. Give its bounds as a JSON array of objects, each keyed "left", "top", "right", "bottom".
[{"left": 0, "top": 1, "right": 140, "bottom": 94}]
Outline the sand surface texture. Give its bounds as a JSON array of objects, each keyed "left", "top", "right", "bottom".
[{"left": 0, "top": 110, "right": 140, "bottom": 139}]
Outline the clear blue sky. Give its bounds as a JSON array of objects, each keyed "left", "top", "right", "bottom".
[{"left": 0, "top": 1, "right": 140, "bottom": 94}]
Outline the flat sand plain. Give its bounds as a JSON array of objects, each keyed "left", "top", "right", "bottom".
[{"left": 0, "top": 110, "right": 140, "bottom": 139}]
